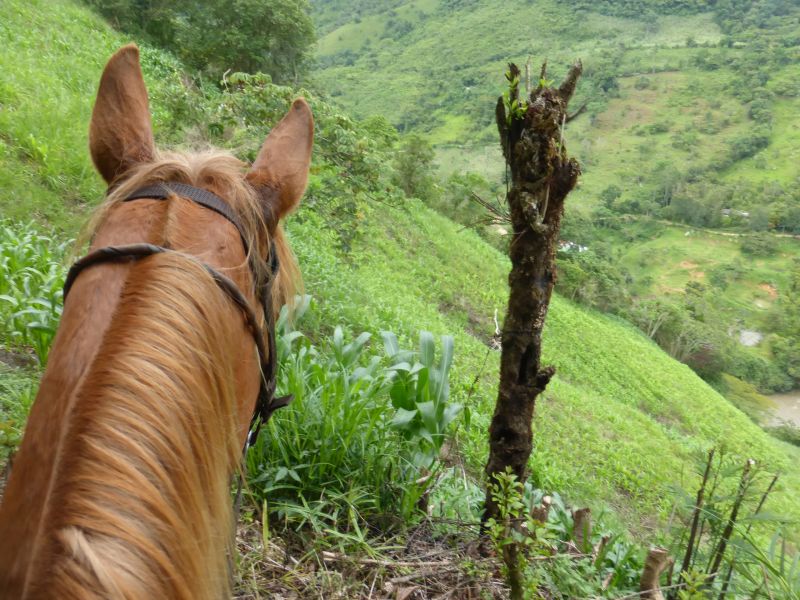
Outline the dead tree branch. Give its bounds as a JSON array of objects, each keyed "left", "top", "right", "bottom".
[{"left": 483, "top": 61, "right": 582, "bottom": 521}]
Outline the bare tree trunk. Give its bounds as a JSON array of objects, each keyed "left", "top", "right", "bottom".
[{"left": 483, "top": 61, "right": 582, "bottom": 521}]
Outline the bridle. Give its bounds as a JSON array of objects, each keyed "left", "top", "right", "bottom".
[{"left": 63, "top": 181, "right": 291, "bottom": 454}]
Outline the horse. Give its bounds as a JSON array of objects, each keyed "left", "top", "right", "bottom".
[{"left": 0, "top": 44, "right": 313, "bottom": 599}]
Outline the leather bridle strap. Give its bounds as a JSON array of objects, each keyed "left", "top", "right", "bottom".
[
  {"left": 62, "top": 241, "right": 292, "bottom": 430},
  {"left": 63, "top": 243, "right": 268, "bottom": 371},
  {"left": 122, "top": 182, "right": 252, "bottom": 254}
]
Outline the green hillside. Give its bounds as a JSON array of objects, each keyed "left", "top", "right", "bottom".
[
  {"left": 290, "top": 197, "right": 800, "bottom": 530},
  {"left": 311, "top": 0, "right": 800, "bottom": 199},
  {"left": 0, "top": 0, "right": 200, "bottom": 229},
  {"left": 310, "top": 0, "right": 800, "bottom": 396},
  {"left": 2, "top": 0, "right": 800, "bottom": 538}
]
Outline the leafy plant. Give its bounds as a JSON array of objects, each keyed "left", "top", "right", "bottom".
[
  {"left": 381, "top": 330, "right": 461, "bottom": 469},
  {"left": 248, "top": 300, "right": 462, "bottom": 544},
  {"left": 0, "top": 221, "right": 69, "bottom": 365},
  {"left": 503, "top": 68, "right": 527, "bottom": 125}
]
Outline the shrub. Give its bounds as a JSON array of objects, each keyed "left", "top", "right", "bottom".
[
  {"left": 740, "top": 233, "right": 778, "bottom": 257},
  {"left": 766, "top": 424, "right": 800, "bottom": 447},
  {"left": 730, "top": 130, "right": 771, "bottom": 161},
  {"left": 247, "top": 300, "right": 463, "bottom": 539}
]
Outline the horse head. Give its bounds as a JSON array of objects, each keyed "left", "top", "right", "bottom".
[{"left": 0, "top": 44, "right": 313, "bottom": 599}]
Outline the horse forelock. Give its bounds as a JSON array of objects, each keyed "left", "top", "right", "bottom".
[{"left": 80, "top": 148, "right": 302, "bottom": 316}]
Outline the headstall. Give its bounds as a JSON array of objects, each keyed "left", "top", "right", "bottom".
[{"left": 63, "top": 182, "right": 291, "bottom": 453}]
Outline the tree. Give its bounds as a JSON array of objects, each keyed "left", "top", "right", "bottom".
[
  {"left": 484, "top": 61, "right": 583, "bottom": 528},
  {"left": 748, "top": 205, "right": 770, "bottom": 231},
  {"left": 86, "top": 0, "right": 315, "bottom": 82},
  {"left": 599, "top": 184, "right": 622, "bottom": 209},
  {"left": 177, "top": 0, "right": 315, "bottom": 81},
  {"left": 393, "top": 134, "right": 438, "bottom": 201}
]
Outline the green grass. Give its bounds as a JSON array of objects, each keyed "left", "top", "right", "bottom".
[
  {"left": 617, "top": 223, "right": 799, "bottom": 334},
  {"left": 285, "top": 199, "right": 800, "bottom": 534},
  {"left": 0, "top": 0, "right": 199, "bottom": 230},
  {"left": 0, "top": 0, "right": 120, "bottom": 228}
]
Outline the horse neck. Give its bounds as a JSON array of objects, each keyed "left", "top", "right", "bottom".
[{"left": 1, "top": 254, "right": 242, "bottom": 600}]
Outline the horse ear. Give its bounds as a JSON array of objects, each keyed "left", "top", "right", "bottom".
[
  {"left": 89, "top": 44, "right": 155, "bottom": 185},
  {"left": 246, "top": 98, "right": 313, "bottom": 220}
]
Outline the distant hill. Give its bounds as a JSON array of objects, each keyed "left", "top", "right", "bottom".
[
  {"left": 309, "top": 0, "right": 800, "bottom": 392},
  {"left": 311, "top": 0, "right": 800, "bottom": 203}
]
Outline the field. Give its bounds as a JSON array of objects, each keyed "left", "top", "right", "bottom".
[{"left": 311, "top": 0, "right": 800, "bottom": 394}]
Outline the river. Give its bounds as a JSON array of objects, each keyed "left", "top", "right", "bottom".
[{"left": 768, "top": 391, "right": 800, "bottom": 427}]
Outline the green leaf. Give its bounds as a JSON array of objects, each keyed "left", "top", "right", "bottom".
[
  {"left": 419, "top": 330, "right": 435, "bottom": 367},
  {"left": 390, "top": 381, "right": 414, "bottom": 410},
  {"left": 391, "top": 407, "right": 418, "bottom": 429},
  {"left": 416, "top": 367, "right": 430, "bottom": 404},
  {"left": 353, "top": 331, "right": 371, "bottom": 349},
  {"left": 439, "top": 335, "right": 455, "bottom": 374},
  {"left": 442, "top": 403, "right": 463, "bottom": 429},
  {"left": 381, "top": 330, "right": 399, "bottom": 358},
  {"left": 417, "top": 401, "right": 438, "bottom": 434},
  {"left": 333, "top": 326, "right": 344, "bottom": 353}
]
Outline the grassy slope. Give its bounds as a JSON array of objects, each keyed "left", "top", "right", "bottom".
[
  {"left": 1, "top": 0, "right": 799, "bottom": 536},
  {"left": 289, "top": 200, "right": 800, "bottom": 533},
  {"left": 0, "top": 0, "right": 190, "bottom": 229},
  {"left": 311, "top": 0, "right": 800, "bottom": 366}
]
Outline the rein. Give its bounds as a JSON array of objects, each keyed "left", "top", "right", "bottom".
[{"left": 63, "top": 182, "right": 291, "bottom": 458}]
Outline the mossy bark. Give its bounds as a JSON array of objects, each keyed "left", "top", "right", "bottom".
[{"left": 484, "top": 61, "right": 582, "bottom": 521}]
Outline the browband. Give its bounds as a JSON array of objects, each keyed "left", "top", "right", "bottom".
[{"left": 123, "top": 182, "right": 251, "bottom": 254}]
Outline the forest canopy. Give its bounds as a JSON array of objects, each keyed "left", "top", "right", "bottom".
[{"left": 85, "top": 0, "right": 316, "bottom": 81}]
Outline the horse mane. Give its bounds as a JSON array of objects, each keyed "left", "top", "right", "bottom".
[
  {"left": 23, "top": 149, "right": 301, "bottom": 598},
  {"left": 29, "top": 254, "right": 240, "bottom": 598}
]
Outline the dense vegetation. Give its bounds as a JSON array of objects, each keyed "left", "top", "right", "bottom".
[
  {"left": 84, "top": 0, "right": 315, "bottom": 81},
  {"left": 1, "top": 0, "right": 798, "bottom": 595}
]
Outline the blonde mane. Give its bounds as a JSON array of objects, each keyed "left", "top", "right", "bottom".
[
  {"left": 25, "top": 149, "right": 302, "bottom": 598},
  {"left": 31, "top": 255, "right": 240, "bottom": 598}
]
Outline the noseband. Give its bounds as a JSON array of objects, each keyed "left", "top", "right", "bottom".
[{"left": 63, "top": 182, "right": 291, "bottom": 452}]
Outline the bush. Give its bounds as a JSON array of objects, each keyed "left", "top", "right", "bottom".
[
  {"left": 766, "top": 424, "right": 800, "bottom": 447},
  {"left": 730, "top": 130, "right": 771, "bottom": 161},
  {"left": 247, "top": 300, "right": 463, "bottom": 538},
  {"left": 740, "top": 233, "right": 778, "bottom": 256},
  {"left": 393, "top": 134, "right": 439, "bottom": 202}
]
